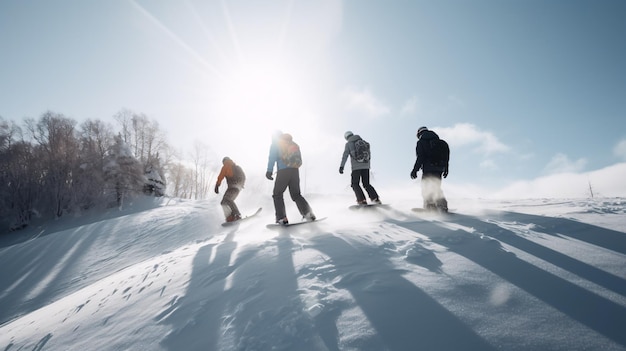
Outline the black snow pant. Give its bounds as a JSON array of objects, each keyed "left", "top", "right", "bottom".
[
  {"left": 221, "top": 187, "right": 241, "bottom": 219},
  {"left": 272, "top": 168, "right": 312, "bottom": 221},
  {"left": 351, "top": 169, "right": 379, "bottom": 203},
  {"left": 421, "top": 172, "right": 447, "bottom": 211}
]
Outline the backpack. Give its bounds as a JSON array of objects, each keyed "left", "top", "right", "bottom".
[
  {"left": 278, "top": 134, "right": 302, "bottom": 168},
  {"left": 353, "top": 139, "right": 371, "bottom": 163},
  {"left": 426, "top": 138, "right": 450, "bottom": 167},
  {"left": 232, "top": 164, "right": 246, "bottom": 185}
]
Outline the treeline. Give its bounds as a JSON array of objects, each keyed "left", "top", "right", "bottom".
[{"left": 0, "top": 109, "right": 217, "bottom": 232}]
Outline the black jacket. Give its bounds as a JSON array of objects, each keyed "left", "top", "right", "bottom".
[{"left": 413, "top": 130, "right": 448, "bottom": 174}]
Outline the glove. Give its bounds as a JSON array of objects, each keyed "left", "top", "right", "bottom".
[
  {"left": 410, "top": 169, "right": 418, "bottom": 179},
  {"left": 442, "top": 168, "right": 448, "bottom": 179},
  {"left": 214, "top": 184, "right": 219, "bottom": 194},
  {"left": 265, "top": 171, "right": 274, "bottom": 180},
  {"left": 339, "top": 167, "right": 344, "bottom": 174}
]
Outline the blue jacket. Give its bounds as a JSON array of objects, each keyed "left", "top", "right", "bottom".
[{"left": 267, "top": 139, "right": 287, "bottom": 172}]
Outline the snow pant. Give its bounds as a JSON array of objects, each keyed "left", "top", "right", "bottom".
[
  {"left": 351, "top": 169, "right": 379, "bottom": 203},
  {"left": 421, "top": 172, "right": 448, "bottom": 211},
  {"left": 272, "top": 168, "right": 312, "bottom": 221},
  {"left": 221, "top": 187, "right": 241, "bottom": 219}
]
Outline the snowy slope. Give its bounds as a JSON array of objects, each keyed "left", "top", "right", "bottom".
[{"left": 1, "top": 194, "right": 625, "bottom": 351}]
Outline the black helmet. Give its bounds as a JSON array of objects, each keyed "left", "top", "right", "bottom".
[{"left": 417, "top": 126, "right": 428, "bottom": 138}]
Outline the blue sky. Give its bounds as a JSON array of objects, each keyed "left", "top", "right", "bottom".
[{"left": 1, "top": 0, "right": 625, "bottom": 197}]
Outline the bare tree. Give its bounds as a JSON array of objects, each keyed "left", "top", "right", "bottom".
[
  {"left": 0, "top": 117, "right": 40, "bottom": 229},
  {"left": 131, "top": 113, "right": 148, "bottom": 162},
  {"left": 189, "top": 141, "right": 216, "bottom": 200},
  {"left": 113, "top": 109, "right": 133, "bottom": 144},
  {"left": 0, "top": 117, "right": 10, "bottom": 151},
  {"left": 80, "top": 119, "right": 114, "bottom": 168},
  {"left": 1, "top": 141, "right": 40, "bottom": 229},
  {"left": 165, "top": 162, "right": 194, "bottom": 199},
  {"left": 0, "top": 109, "right": 182, "bottom": 231},
  {"left": 25, "top": 112, "right": 80, "bottom": 218},
  {"left": 74, "top": 119, "right": 115, "bottom": 209}
]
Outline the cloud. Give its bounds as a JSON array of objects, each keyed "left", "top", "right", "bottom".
[
  {"left": 614, "top": 139, "right": 626, "bottom": 160},
  {"left": 436, "top": 123, "right": 510, "bottom": 155},
  {"left": 543, "top": 153, "right": 587, "bottom": 175},
  {"left": 400, "top": 95, "right": 420, "bottom": 116},
  {"left": 490, "top": 162, "right": 626, "bottom": 198},
  {"left": 341, "top": 87, "right": 390, "bottom": 118}
]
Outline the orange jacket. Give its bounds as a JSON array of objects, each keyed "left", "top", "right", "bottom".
[{"left": 216, "top": 159, "right": 245, "bottom": 188}]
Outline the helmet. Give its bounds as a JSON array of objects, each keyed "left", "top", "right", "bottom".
[
  {"left": 344, "top": 131, "right": 354, "bottom": 140},
  {"left": 417, "top": 126, "right": 428, "bottom": 138},
  {"left": 222, "top": 156, "right": 231, "bottom": 164}
]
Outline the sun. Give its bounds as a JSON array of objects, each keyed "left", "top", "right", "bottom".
[
  {"left": 211, "top": 55, "right": 318, "bottom": 145},
  {"left": 129, "top": 0, "right": 334, "bottom": 173},
  {"left": 202, "top": 54, "right": 326, "bottom": 171}
]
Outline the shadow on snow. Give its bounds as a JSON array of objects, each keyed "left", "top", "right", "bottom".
[{"left": 392, "top": 213, "right": 626, "bottom": 348}]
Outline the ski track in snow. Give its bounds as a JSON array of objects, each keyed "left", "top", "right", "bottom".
[{"left": 0, "top": 196, "right": 625, "bottom": 350}]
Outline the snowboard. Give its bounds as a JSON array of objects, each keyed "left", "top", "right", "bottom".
[
  {"left": 221, "top": 207, "right": 262, "bottom": 226},
  {"left": 266, "top": 217, "right": 327, "bottom": 229},
  {"left": 349, "top": 203, "right": 390, "bottom": 210}
]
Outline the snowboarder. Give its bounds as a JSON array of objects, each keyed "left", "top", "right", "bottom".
[
  {"left": 215, "top": 157, "right": 245, "bottom": 222},
  {"left": 266, "top": 131, "right": 315, "bottom": 225},
  {"left": 340, "top": 131, "right": 381, "bottom": 205},
  {"left": 410, "top": 126, "right": 449, "bottom": 212}
]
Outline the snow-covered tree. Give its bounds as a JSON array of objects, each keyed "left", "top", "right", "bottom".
[
  {"left": 104, "top": 134, "right": 145, "bottom": 208},
  {"left": 114, "top": 109, "right": 168, "bottom": 165},
  {"left": 143, "top": 154, "right": 166, "bottom": 197},
  {"left": 114, "top": 109, "right": 169, "bottom": 197}
]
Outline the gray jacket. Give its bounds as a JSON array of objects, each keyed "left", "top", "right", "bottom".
[{"left": 340, "top": 134, "right": 370, "bottom": 171}]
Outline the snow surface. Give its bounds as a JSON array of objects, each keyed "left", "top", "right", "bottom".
[{"left": 1, "top": 193, "right": 625, "bottom": 351}]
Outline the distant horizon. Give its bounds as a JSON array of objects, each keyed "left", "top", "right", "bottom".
[{"left": 2, "top": 110, "right": 626, "bottom": 201}]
